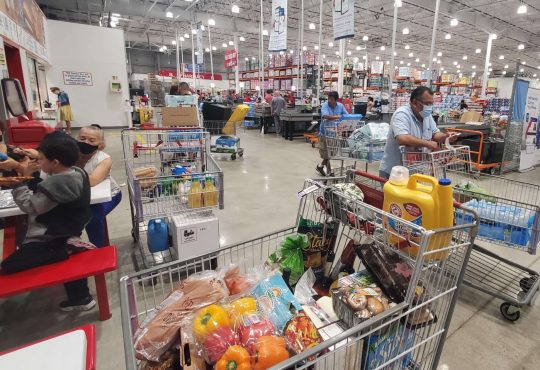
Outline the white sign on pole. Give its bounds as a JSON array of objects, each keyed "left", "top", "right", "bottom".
[
  {"left": 62, "top": 71, "right": 93, "bottom": 86},
  {"left": 332, "top": 0, "right": 355, "bottom": 40},
  {"left": 371, "top": 61, "right": 384, "bottom": 74},
  {"left": 519, "top": 88, "right": 540, "bottom": 171},
  {"left": 269, "top": 0, "right": 287, "bottom": 51},
  {"left": 196, "top": 25, "right": 204, "bottom": 65}
]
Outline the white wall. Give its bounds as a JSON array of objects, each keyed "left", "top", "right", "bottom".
[{"left": 46, "top": 20, "right": 129, "bottom": 127}]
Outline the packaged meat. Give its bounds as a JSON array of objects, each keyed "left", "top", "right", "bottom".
[{"left": 133, "top": 271, "right": 229, "bottom": 362}]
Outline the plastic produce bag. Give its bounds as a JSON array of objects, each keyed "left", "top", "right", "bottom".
[{"left": 268, "top": 234, "right": 308, "bottom": 285}]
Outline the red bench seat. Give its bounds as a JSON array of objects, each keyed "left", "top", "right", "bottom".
[{"left": 0, "top": 246, "right": 117, "bottom": 321}]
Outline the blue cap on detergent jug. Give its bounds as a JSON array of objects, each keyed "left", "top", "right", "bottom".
[{"left": 439, "top": 178, "right": 451, "bottom": 186}]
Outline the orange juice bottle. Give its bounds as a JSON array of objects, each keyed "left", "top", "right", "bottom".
[
  {"left": 203, "top": 176, "right": 218, "bottom": 207},
  {"left": 188, "top": 177, "right": 203, "bottom": 209}
]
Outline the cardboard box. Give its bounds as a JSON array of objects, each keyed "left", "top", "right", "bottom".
[
  {"left": 460, "top": 111, "right": 482, "bottom": 123},
  {"left": 171, "top": 213, "right": 219, "bottom": 261},
  {"left": 161, "top": 106, "right": 199, "bottom": 127}
]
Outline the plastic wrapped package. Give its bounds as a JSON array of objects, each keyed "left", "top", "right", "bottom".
[
  {"left": 237, "top": 313, "right": 277, "bottom": 354},
  {"left": 133, "top": 271, "right": 229, "bottom": 362},
  {"left": 252, "top": 336, "right": 291, "bottom": 370},
  {"left": 283, "top": 311, "right": 324, "bottom": 358},
  {"left": 221, "top": 265, "right": 256, "bottom": 295}
]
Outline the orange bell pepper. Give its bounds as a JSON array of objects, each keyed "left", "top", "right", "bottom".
[
  {"left": 193, "top": 304, "right": 230, "bottom": 339},
  {"left": 215, "top": 345, "right": 251, "bottom": 370},
  {"left": 252, "top": 336, "right": 289, "bottom": 370}
]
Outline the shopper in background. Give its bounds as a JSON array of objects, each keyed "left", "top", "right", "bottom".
[
  {"left": 460, "top": 99, "right": 468, "bottom": 111},
  {"left": 169, "top": 85, "right": 179, "bottom": 95},
  {"left": 76, "top": 124, "right": 122, "bottom": 247},
  {"left": 0, "top": 132, "right": 95, "bottom": 311},
  {"left": 178, "top": 82, "right": 191, "bottom": 95},
  {"left": 367, "top": 97, "right": 375, "bottom": 112},
  {"left": 50, "top": 87, "right": 73, "bottom": 134},
  {"left": 317, "top": 91, "right": 347, "bottom": 177},
  {"left": 264, "top": 89, "right": 274, "bottom": 104},
  {"left": 379, "top": 86, "right": 451, "bottom": 179},
  {"left": 271, "top": 91, "right": 286, "bottom": 135}
]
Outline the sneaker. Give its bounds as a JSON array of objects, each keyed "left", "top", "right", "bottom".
[
  {"left": 327, "top": 172, "right": 335, "bottom": 177},
  {"left": 59, "top": 296, "right": 96, "bottom": 312},
  {"left": 315, "top": 165, "right": 326, "bottom": 177}
]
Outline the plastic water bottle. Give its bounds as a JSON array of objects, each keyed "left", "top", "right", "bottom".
[{"left": 147, "top": 218, "right": 169, "bottom": 253}]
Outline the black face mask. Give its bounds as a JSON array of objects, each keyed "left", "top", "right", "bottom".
[{"left": 77, "top": 141, "right": 99, "bottom": 154}]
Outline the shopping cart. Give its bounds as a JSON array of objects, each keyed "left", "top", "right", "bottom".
[
  {"left": 323, "top": 120, "right": 386, "bottom": 174},
  {"left": 121, "top": 128, "right": 224, "bottom": 269},
  {"left": 402, "top": 145, "right": 540, "bottom": 321},
  {"left": 203, "top": 119, "right": 244, "bottom": 160},
  {"left": 120, "top": 176, "right": 477, "bottom": 370}
]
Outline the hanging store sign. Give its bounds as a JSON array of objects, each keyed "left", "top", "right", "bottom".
[
  {"left": 159, "top": 69, "right": 223, "bottom": 80},
  {"left": 333, "top": 0, "right": 355, "bottom": 40},
  {"left": 269, "top": 0, "right": 288, "bottom": 51},
  {"left": 62, "top": 71, "right": 93, "bottom": 86},
  {"left": 519, "top": 87, "right": 540, "bottom": 171},
  {"left": 224, "top": 49, "right": 238, "bottom": 68},
  {"left": 371, "top": 61, "right": 384, "bottom": 74},
  {"left": 196, "top": 23, "right": 204, "bottom": 65}
]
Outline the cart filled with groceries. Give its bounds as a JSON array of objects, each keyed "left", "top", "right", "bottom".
[{"left": 120, "top": 170, "right": 478, "bottom": 369}]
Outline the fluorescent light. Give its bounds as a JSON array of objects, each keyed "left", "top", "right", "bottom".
[
  {"left": 433, "top": 57, "right": 437, "bottom": 62},
  {"left": 522, "top": 61, "right": 527, "bottom": 65},
  {"left": 231, "top": 4, "right": 240, "bottom": 13},
  {"left": 110, "top": 21, "right": 117, "bottom": 28},
  {"left": 375, "top": 56, "right": 380, "bottom": 60},
  {"left": 205, "top": 47, "right": 209, "bottom": 52},
  {"left": 457, "top": 69, "right": 461, "bottom": 73},
  {"left": 437, "top": 60, "right": 441, "bottom": 64},
  {"left": 517, "top": 4, "right": 527, "bottom": 14},
  {"left": 402, "top": 27, "right": 410, "bottom": 35},
  {"left": 239, "top": 36, "right": 245, "bottom": 41},
  {"left": 520, "top": 68, "right": 524, "bottom": 72},
  {"left": 445, "top": 34, "right": 451, "bottom": 39},
  {"left": 303, "top": 46, "right": 308, "bottom": 51},
  {"left": 191, "top": 29, "right": 197, "bottom": 34},
  {"left": 208, "top": 19, "right": 215, "bottom": 26},
  {"left": 335, "top": 51, "right": 339, "bottom": 55},
  {"left": 314, "top": 45, "right": 319, "bottom": 50},
  {"left": 252, "top": 57, "right": 255, "bottom": 60},
  {"left": 504, "top": 64, "right": 509, "bottom": 68},
  {"left": 212, "top": 46, "right": 217, "bottom": 51},
  {"left": 180, "top": 37, "right": 184, "bottom": 42},
  {"left": 399, "top": 60, "right": 404, "bottom": 64},
  {"left": 290, "top": 49, "right": 294, "bottom": 54},
  {"left": 380, "top": 46, "right": 385, "bottom": 51},
  {"left": 475, "top": 48, "right": 481, "bottom": 53},
  {"left": 457, "top": 64, "right": 460, "bottom": 68},
  {"left": 184, "top": 33, "right": 189, "bottom": 38},
  {"left": 453, "top": 61, "right": 458, "bottom": 65},
  {"left": 166, "top": 11, "right": 173, "bottom": 18},
  {"left": 229, "top": 40, "right": 234, "bottom": 45},
  {"left": 200, "top": 25, "right": 205, "bottom": 31},
  {"left": 534, "top": 74, "right": 538, "bottom": 77},
  {"left": 437, "top": 52, "right": 442, "bottom": 57},
  {"left": 356, "top": 46, "right": 361, "bottom": 51},
  {"left": 395, "top": 0, "right": 403, "bottom": 7},
  {"left": 309, "top": 23, "right": 316, "bottom": 30},
  {"left": 362, "top": 35, "right": 369, "bottom": 41},
  {"left": 262, "top": 29, "right": 269, "bottom": 36},
  {"left": 450, "top": 18, "right": 458, "bottom": 26},
  {"left": 244, "top": 57, "right": 248, "bottom": 61},
  {"left": 472, "top": 65, "right": 476, "bottom": 69},
  {"left": 415, "top": 58, "right": 419, "bottom": 62},
  {"left": 490, "top": 34, "right": 497, "bottom": 39},
  {"left": 394, "top": 51, "right": 397, "bottom": 56},
  {"left": 407, "top": 62, "right": 411, "bottom": 66},
  {"left": 502, "top": 70, "right": 507, "bottom": 75},
  {"left": 518, "top": 44, "right": 525, "bottom": 50},
  {"left": 222, "top": 43, "right": 227, "bottom": 47},
  {"left": 110, "top": 16, "right": 119, "bottom": 22},
  {"left": 322, "top": 54, "right": 326, "bottom": 59},
  {"left": 488, "top": 62, "right": 492, "bottom": 66},
  {"left": 462, "top": 55, "right": 467, "bottom": 60},
  {"left": 386, "top": 61, "right": 390, "bottom": 64},
  {"left": 362, "top": 55, "right": 367, "bottom": 60},
  {"left": 408, "top": 52, "right": 413, "bottom": 57},
  {"left": 421, "top": 64, "right": 425, "bottom": 68},
  {"left": 404, "top": 44, "right": 410, "bottom": 50},
  {"left": 329, "top": 42, "right": 334, "bottom": 47},
  {"left": 279, "top": 51, "right": 284, "bottom": 55},
  {"left": 171, "top": 40, "right": 176, "bottom": 45}
]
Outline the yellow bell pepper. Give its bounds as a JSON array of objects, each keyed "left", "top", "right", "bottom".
[
  {"left": 193, "top": 304, "right": 230, "bottom": 339},
  {"left": 229, "top": 297, "right": 257, "bottom": 324},
  {"left": 215, "top": 345, "right": 251, "bottom": 370}
]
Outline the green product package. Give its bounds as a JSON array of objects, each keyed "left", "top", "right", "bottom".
[{"left": 268, "top": 234, "right": 309, "bottom": 285}]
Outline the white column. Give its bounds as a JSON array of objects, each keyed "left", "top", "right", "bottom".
[
  {"left": 481, "top": 34, "right": 494, "bottom": 98},
  {"left": 208, "top": 24, "right": 214, "bottom": 81},
  {"left": 175, "top": 27, "right": 180, "bottom": 78},
  {"left": 316, "top": 0, "right": 323, "bottom": 100},
  {"left": 299, "top": 0, "right": 304, "bottom": 99},
  {"left": 180, "top": 39, "right": 185, "bottom": 77},
  {"left": 259, "top": 0, "right": 264, "bottom": 93},
  {"left": 388, "top": 2, "right": 399, "bottom": 107},
  {"left": 190, "top": 24, "right": 196, "bottom": 87},
  {"left": 427, "top": 0, "right": 440, "bottom": 88},
  {"left": 338, "top": 39, "right": 345, "bottom": 97},
  {"left": 234, "top": 34, "right": 240, "bottom": 93}
]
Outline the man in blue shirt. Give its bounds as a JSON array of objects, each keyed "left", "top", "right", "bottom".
[
  {"left": 317, "top": 91, "right": 347, "bottom": 176},
  {"left": 379, "top": 86, "right": 450, "bottom": 179}
]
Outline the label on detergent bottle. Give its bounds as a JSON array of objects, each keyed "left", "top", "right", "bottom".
[{"left": 387, "top": 203, "right": 423, "bottom": 238}]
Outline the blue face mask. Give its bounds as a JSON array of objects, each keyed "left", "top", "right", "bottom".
[{"left": 420, "top": 104, "right": 433, "bottom": 118}]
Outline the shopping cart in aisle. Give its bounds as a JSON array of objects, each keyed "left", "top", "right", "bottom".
[
  {"left": 402, "top": 145, "right": 540, "bottom": 321},
  {"left": 323, "top": 119, "right": 386, "bottom": 174},
  {"left": 121, "top": 128, "right": 224, "bottom": 270},
  {"left": 203, "top": 105, "right": 249, "bottom": 160},
  {"left": 120, "top": 176, "right": 477, "bottom": 370}
]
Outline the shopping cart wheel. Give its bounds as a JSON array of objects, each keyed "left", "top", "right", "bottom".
[
  {"left": 231, "top": 154, "right": 237, "bottom": 160},
  {"left": 500, "top": 302, "right": 520, "bottom": 322},
  {"left": 519, "top": 276, "right": 537, "bottom": 293}
]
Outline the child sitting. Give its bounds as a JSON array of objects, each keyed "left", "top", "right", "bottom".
[
  {"left": 0, "top": 132, "right": 96, "bottom": 311},
  {"left": 76, "top": 124, "right": 122, "bottom": 247}
]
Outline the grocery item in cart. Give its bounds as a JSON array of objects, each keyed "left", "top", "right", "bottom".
[
  {"left": 203, "top": 175, "right": 218, "bottom": 206},
  {"left": 237, "top": 313, "right": 277, "bottom": 354},
  {"left": 283, "top": 310, "right": 324, "bottom": 358},
  {"left": 133, "top": 271, "right": 229, "bottom": 362},
  {"left": 383, "top": 166, "right": 453, "bottom": 260},
  {"left": 251, "top": 336, "right": 291, "bottom": 370},
  {"left": 188, "top": 177, "right": 203, "bottom": 208},
  {"left": 147, "top": 218, "right": 169, "bottom": 253},
  {"left": 362, "top": 324, "right": 415, "bottom": 370},
  {"left": 267, "top": 234, "right": 309, "bottom": 285},
  {"left": 134, "top": 166, "right": 157, "bottom": 189}
]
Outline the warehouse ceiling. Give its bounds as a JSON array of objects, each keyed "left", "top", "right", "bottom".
[{"left": 36, "top": 0, "right": 540, "bottom": 77}]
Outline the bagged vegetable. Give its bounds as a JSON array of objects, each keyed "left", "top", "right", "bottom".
[
  {"left": 215, "top": 345, "right": 251, "bottom": 370},
  {"left": 133, "top": 271, "right": 229, "bottom": 362},
  {"left": 221, "top": 264, "right": 257, "bottom": 295},
  {"left": 237, "top": 313, "right": 277, "bottom": 354},
  {"left": 267, "top": 234, "right": 308, "bottom": 285},
  {"left": 252, "top": 336, "right": 291, "bottom": 370},
  {"left": 283, "top": 311, "right": 323, "bottom": 358}
]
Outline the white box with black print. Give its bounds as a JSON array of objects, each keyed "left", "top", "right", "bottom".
[{"left": 170, "top": 213, "right": 219, "bottom": 262}]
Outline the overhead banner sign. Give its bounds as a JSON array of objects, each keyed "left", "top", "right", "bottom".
[
  {"left": 196, "top": 23, "right": 204, "bottom": 65},
  {"left": 519, "top": 87, "right": 540, "bottom": 171},
  {"left": 268, "top": 0, "right": 287, "bottom": 52},
  {"left": 159, "top": 69, "right": 223, "bottom": 80},
  {"left": 224, "top": 49, "right": 238, "bottom": 68},
  {"left": 333, "top": 0, "right": 355, "bottom": 40}
]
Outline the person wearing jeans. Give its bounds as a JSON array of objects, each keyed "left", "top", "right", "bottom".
[{"left": 271, "top": 91, "right": 286, "bottom": 135}]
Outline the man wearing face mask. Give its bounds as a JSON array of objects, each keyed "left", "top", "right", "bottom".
[
  {"left": 76, "top": 124, "right": 122, "bottom": 247},
  {"left": 379, "top": 86, "right": 449, "bottom": 179}
]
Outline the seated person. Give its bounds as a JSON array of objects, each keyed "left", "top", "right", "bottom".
[
  {"left": 0, "top": 132, "right": 96, "bottom": 311},
  {"left": 460, "top": 99, "right": 468, "bottom": 111},
  {"left": 76, "top": 124, "right": 122, "bottom": 247}
]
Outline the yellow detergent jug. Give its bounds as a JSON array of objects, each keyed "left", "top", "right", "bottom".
[{"left": 383, "top": 166, "right": 454, "bottom": 261}]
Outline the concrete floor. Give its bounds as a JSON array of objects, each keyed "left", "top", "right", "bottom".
[{"left": 0, "top": 128, "right": 539, "bottom": 369}]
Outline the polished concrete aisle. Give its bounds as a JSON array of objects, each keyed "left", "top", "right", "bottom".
[{"left": 0, "top": 128, "right": 539, "bottom": 369}]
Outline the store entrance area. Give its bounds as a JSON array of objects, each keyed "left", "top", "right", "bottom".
[{"left": 0, "top": 128, "right": 539, "bottom": 369}]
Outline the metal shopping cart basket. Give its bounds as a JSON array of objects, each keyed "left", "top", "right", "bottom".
[
  {"left": 402, "top": 145, "right": 540, "bottom": 321},
  {"left": 203, "top": 119, "right": 244, "bottom": 160},
  {"left": 120, "top": 176, "right": 477, "bottom": 370},
  {"left": 324, "top": 119, "right": 386, "bottom": 174},
  {"left": 121, "top": 128, "right": 224, "bottom": 269}
]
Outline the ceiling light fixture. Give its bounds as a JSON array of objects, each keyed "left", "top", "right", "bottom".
[
  {"left": 415, "top": 58, "right": 419, "bottom": 62},
  {"left": 432, "top": 57, "right": 437, "bottom": 62},
  {"left": 504, "top": 64, "right": 509, "bottom": 68},
  {"left": 453, "top": 61, "right": 458, "bottom": 65},
  {"left": 228, "top": 40, "right": 233, "bottom": 45},
  {"left": 502, "top": 70, "right": 507, "bottom": 75},
  {"left": 110, "top": 21, "right": 117, "bottom": 28},
  {"left": 314, "top": 45, "right": 319, "bottom": 50},
  {"left": 231, "top": 4, "right": 240, "bottom": 13},
  {"left": 472, "top": 65, "right": 476, "bottom": 69},
  {"left": 329, "top": 42, "right": 334, "bottom": 47},
  {"left": 205, "top": 47, "right": 209, "bottom": 52},
  {"left": 394, "top": 51, "right": 397, "bottom": 56},
  {"left": 184, "top": 33, "right": 189, "bottom": 38},
  {"left": 290, "top": 49, "right": 294, "bottom": 54},
  {"left": 380, "top": 46, "right": 385, "bottom": 51},
  {"left": 180, "top": 37, "right": 185, "bottom": 42},
  {"left": 395, "top": 0, "right": 403, "bottom": 7},
  {"left": 208, "top": 19, "right": 215, "bottom": 26},
  {"left": 166, "top": 11, "right": 173, "bottom": 18},
  {"left": 462, "top": 55, "right": 467, "bottom": 60},
  {"left": 171, "top": 40, "right": 176, "bottom": 45},
  {"left": 517, "top": 4, "right": 527, "bottom": 14},
  {"left": 191, "top": 29, "right": 197, "bottom": 34},
  {"left": 437, "top": 60, "right": 441, "bottom": 64},
  {"left": 450, "top": 18, "right": 458, "bottom": 26},
  {"left": 309, "top": 23, "right": 316, "bottom": 30},
  {"left": 362, "top": 35, "right": 369, "bottom": 41},
  {"left": 399, "top": 60, "right": 404, "bottom": 64},
  {"left": 212, "top": 46, "right": 217, "bottom": 51},
  {"left": 522, "top": 61, "right": 527, "bottom": 65},
  {"left": 499, "top": 55, "right": 505, "bottom": 60},
  {"left": 490, "top": 34, "right": 497, "bottom": 39},
  {"left": 445, "top": 33, "right": 451, "bottom": 40},
  {"left": 402, "top": 27, "right": 410, "bottom": 35},
  {"left": 404, "top": 44, "right": 410, "bottom": 50},
  {"left": 376, "top": 56, "right": 380, "bottom": 60},
  {"left": 239, "top": 36, "right": 245, "bottom": 41},
  {"left": 303, "top": 46, "right": 308, "bottom": 51},
  {"left": 520, "top": 68, "right": 525, "bottom": 72},
  {"left": 407, "top": 62, "right": 411, "bottom": 66},
  {"left": 347, "top": 50, "right": 351, "bottom": 55},
  {"left": 356, "top": 46, "right": 361, "bottom": 51},
  {"left": 518, "top": 44, "right": 525, "bottom": 50},
  {"left": 437, "top": 52, "right": 442, "bottom": 57},
  {"left": 222, "top": 43, "right": 227, "bottom": 47},
  {"left": 475, "top": 48, "right": 481, "bottom": 53},
  {"left": 421, "top": 64, "right": 425, "bottom": 68},
  {"left": 408, "top": 52, "right": 413, "bottom": 57}
]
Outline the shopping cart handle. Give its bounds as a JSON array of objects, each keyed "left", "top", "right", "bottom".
[{"left": 346, "top": 169, "right": 387, "bottom": 184}]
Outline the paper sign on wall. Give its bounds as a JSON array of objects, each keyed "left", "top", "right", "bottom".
[
  {"left": 62, "top": 71, "right": 93, "bottom": 86},
  {"left": 269, "top": 0, "right": 287, "bottom": 51},
  {"left": 224, "top": 49, "right": 238, "bottom": 68},
  {"left": 333, "top": 0, "right": 355, "bottom": 40}
]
